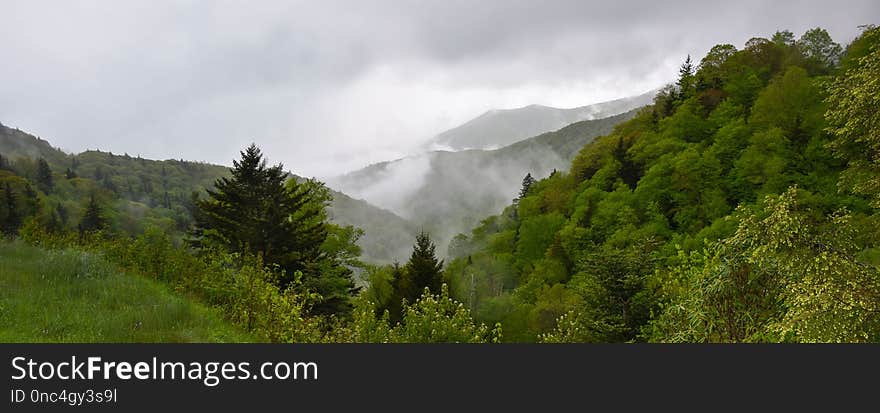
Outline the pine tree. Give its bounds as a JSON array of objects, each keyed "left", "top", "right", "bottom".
[
  {"left": 516, "top": 173, "right": 537, "bottom": 202},
  {"left": 36, "top": 158, "right": 54, "bottom": 193},
  {"left": 65, "top": 168, "right": 77, "bottom": 179},
  {"left": 404, "top": 231, "right": 444, "bottom": 298},
  {"left": 0, "top": 153, "right": 9, "bottom": 171},
  {"left": 2, "top": 183, "right": 21, "bottom": 236},
  {"left": 385, "top": 263, "right": 411, "bottom": 323},
  {"left": 677, "top": 55, "right": 695, "bottom": 99},
  {"left": 56, "top": 203, "right": 69, "bottom": 226},
  {"left": 192, "top": 144, "right": 355, "bottom": 315},
  {"left": 79, "top": 196, "right": 106, "bottom": 234}
]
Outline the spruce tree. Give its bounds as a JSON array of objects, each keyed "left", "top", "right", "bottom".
[
  {"left": 677, "top": 55, "right": 695, "bottom": 99},
  {"left": 192, "top": 144, "right": 355, "bottom": 315},
  {"left": 404, "top": 231, "right": 444, "bottom": 298},
  {"left": 2, "top": 183, "right": 21, "bottom": 236},
  {"left": 79, "top": 196, "right": 106, "bottom": 234},
  {"left": 385, "top": 263, "right": 411, "bottom": 324},
  {"left": 516, "top": 173, "right": 536, "bottom": 202},
  {"left": 36, "top": 158, "right": 53, "bottom": 193}
]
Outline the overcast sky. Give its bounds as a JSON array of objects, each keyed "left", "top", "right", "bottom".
[{"left": 1, "top": 1, "right": 877, "bottom": 177}]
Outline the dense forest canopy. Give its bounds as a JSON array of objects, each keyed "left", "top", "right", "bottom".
[{"left": 435, "top": 26, "right": 880, "bottom": 342}]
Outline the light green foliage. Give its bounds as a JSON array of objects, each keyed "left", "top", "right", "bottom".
[
  {"left": 0, "top": 241, "right": 252, "bottom": 342},
  {"left": 750, "top": 66, "right": 824, "bottom": 140},
  {"left": 335, "top": 285, "right": 499, "bottom": 343},
  {"left": 391, "top": 285, "right": 499, "bottom": 343},
  {"left": 826, "top": 27, "right": 880, "bottom": 207},
  {"left": 516, "top": 213, "right": 566, "bottom": 265},
  {"left": 650, "top": 188, "right": 880, "bottom": 342},
  {"left": 733, "top": 128, "right": 792, "bottom": 198},
  {"left": 19, "top": 226, "right": 323, "bottom": 343}
]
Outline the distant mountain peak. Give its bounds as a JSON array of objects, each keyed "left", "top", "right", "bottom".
[{"left": 429, "top": 89, "right": 657, "bottom": 151}]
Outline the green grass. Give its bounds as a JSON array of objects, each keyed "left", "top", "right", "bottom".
[{"left": 0, "top": 241, "right": 255, "bottom": 342}]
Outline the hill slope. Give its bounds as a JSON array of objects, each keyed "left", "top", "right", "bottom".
[
  {"left": 0, "top": 122, "right": 416, "bottom": 264},
  {"left": 429, "top": 90, "right": 655, "bottom": 150},
  {"left": 0, "top": 241, "right": 252, "bottom": 342}
]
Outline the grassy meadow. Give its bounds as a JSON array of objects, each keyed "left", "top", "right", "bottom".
[{"left": 0, "top": 241, "right": 253, "bottom": 343}]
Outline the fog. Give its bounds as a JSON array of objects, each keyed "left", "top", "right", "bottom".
[{"left": 1, "top": 1, "right": 875, "bottom": 180}]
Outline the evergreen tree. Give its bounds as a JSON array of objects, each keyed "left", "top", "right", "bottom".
[
  {"left": 192, "top": 144, "right": 355, "bottom": 315},
  {"left": 65, "top": 168, "right": 77, "bottom": 179},
  {"left": 677, "top": 55, "right": 695, "bottom": 98},
  {"left": 79, "top": 196, "right": 106, "bottom": 234},
  {"left": 2, "top": 183, "right": 21, "bottom": 236},
  {"left": 56, "top": 203, "right": 69, "bottom": 226},
  {"left": 517, "top": 173, "right": 537, "bottom": 202},
  {"left": 36, "top": 158, "right": 53, "bottom": 193},
  {"left": 405, "top": 231, "right": 444, "bottom": 298},
  {"left": 0, "top": 153, "right": 9, "bottom": 171},
  {"left": 382, "top": 263, "right": 410, "bottom": 324}
]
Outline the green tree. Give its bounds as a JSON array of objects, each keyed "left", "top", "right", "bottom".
[
  {"left": 517, "top": 173, "right": 536, "bottom": 202},
  {"left": 750, "top": 66, "right": 823, "bottom": 144},
  {"left": 677, "top": 55, "right": 696, "bottom": 98},
  {"left": 2, "top": 183, "right": 21, "bottom": 236},
  {"left": 405, "top": 231, "right": 444, "bottom": 297},
  {"left": 79, "top": 195, "right": 106, "bottom": 234},
  {"left": 697, "top": 44, "right": 737, "bottom": 90},
  {"left": 192, "top": 144, "right": 355, "bottom": 316},
  {"left": 36, "top": 158, "right": 53, "bottom": 193},
  {"left": 797, "top": 27, "right": 843, "bottom": 74},
  {"left": 192, "top": 144, "right": 325, "bottom": 281}
]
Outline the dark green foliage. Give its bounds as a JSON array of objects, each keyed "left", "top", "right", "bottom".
[
  {"left": 36, "top": 158, "right": 53, "bottom": 193},
  {"left": 517, "top": 173, "right": 536, "bottom": 202},
  {"left": 2, "top": 183, "right": 21, "bottom": 236},
  {"left": 677, "top": 55, "right": 696, "bottom": 98},
  {"left": 191, "top": 144, "right": 355, "bottom": 316},
  {"left": 372, "top": 232, "right": 445, "bottom": 323},
  {"left": 405, "top": 231, "right": 444, "bottom": 296},
  {"left": 192, "top": 144, "right": 325, "bottom": 279},
  {"left": 79, "top": 196, "right": 106, "bottom": 234}
]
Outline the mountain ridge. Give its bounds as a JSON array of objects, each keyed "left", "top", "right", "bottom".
[
  {"left": 0, "top": 122, "right": 417, "bottom": 264},
  {"left": 428, "top": 89, "right": 656, "bottom": 150}
]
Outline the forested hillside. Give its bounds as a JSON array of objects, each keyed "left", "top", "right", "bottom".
[
  {"left": 433, "top": 27, "right": 880, "bottom": 342},
  {"left": 0, "top": 124, "right": 416, "bottom": 264}
]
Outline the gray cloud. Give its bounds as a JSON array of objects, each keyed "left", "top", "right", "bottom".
[{"left": 1, "top": 0, "right": 876, "bottom": 177}]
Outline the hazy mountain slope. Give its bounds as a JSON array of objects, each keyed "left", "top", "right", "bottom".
[
  {"left": 329, "top": 109, "right": 641, "bottom": 255},
  {"left": 429, "top": 90, "right": 655, "bottom": 150},
  {"left": 325, "top": 189, "right": 419, "bottom": 265},
  {"left": 0, "top": 122, "right": 414, "bottom": 264},
  {"left": 0, "top": 122, "right": 69, "bottom": 165}
]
